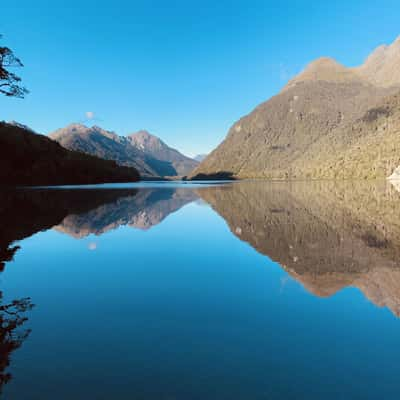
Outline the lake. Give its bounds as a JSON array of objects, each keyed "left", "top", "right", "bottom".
[{"left": 1, "top": 180, "right": 400, "bottom": 399}]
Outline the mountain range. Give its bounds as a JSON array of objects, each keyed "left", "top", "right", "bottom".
[
  {"left": 50, "top": 125, "right": 198, "bottom": 178},
  {"left": 192, "top": 36, "right": 400, "bottom": 180}
]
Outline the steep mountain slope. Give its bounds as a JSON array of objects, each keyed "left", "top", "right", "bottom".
[
  {"left": 50, "top": 125, "right": 198, "bottom": 178},
  {"left": 0, "top": 122, "right": 139, "bottom": 185},
  {"left": 127, "top": 130, "right": 198, "bottom": 176},
  {"left": 352, "top": 36, "right": 400, "bottom": 88},
  {"left": 50, "top": 124, "right": 162, "bottom": 177},
  {"left": 192, "top": 36, "right": 400, "bottom": 180}
]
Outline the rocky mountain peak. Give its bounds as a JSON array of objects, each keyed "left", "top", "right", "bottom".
[
  {"left": 128, "top": 130, "right": 169, "bottom": 152},
  {"left": 128, "top": 130, "right": 163, "bottom": 147},
  {"left": 284, "top": 57, "right": 364, "bottom": 90},
  {"left": 352, "top": 35, "right": 400, "bottom": 87}
]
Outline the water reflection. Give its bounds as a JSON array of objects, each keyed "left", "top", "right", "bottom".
[
  {"left": 0, "top": 188, "right": 140, "bottom": 263},
  {"left": 1, "top": 182, "right": 400, "bottom": 397},
  {"left": 0, "top": 187, "right": 143, "bottom": 391},
  {"left": 3, "top": 182, "right": 400, "bottom": 319},
  {"left": 54, "top": 188, "right": 197, "bottom": 237},
  {"left": 198, "top": 180, "right": 400, "bottom": 317},
  {"left": 0, "top": 186, "right": 200, "bottom": 394},
  {"left": 0, "top": 295, "right": 33, "bottom": 394}
]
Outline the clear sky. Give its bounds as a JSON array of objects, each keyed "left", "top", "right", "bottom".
[{"left": 1, "top": 0, "right": 400, "bottom": 156}]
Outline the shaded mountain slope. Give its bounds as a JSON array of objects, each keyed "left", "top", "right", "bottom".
[
  {"left": 50, "top": 125, "right": 198, "bottom": 178},
  {"left": 50, "top": 124, "right": 162, "bottom": 177},
  {"left": 0, "top": 122, "right": 139, "bottom": 185},
  {"left": 128, "top": 130, "right": 199, "bottom": 176}
]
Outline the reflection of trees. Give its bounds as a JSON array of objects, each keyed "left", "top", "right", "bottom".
[
  {"left": 0, "top": 216, "right": 34, "bottom": 392},
  {"left": 0, "top": 188, "right": 143, "bottom": 392},
  {"left": 0, "top": 188, "right": 145, "bottom": 390},
  {"left": 0, "top": 187, "right": 139, "bottom": 264},
  {"left": 0, "top": 246, "right": 19, "bottom": 272},
  {"left": 0, "top": 294, "right": 34, "bottom": 392}
]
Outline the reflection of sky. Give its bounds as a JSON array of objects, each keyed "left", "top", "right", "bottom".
[{"left": 2, "top": 201, "right": 400, "bottom": 399}]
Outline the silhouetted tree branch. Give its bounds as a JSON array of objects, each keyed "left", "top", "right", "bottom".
[
  {"left": 0, "top": 293, "right": 34, "bottom": 391},
  {"left": 0, "top": 35, "right": 28, "bottom": 98}
]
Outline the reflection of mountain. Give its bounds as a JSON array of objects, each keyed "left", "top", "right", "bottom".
[
  {"left": 0, "top": 188, "right": 139, "bottom": 269},
  {"left": 198, "top": 181, "right": 400, "bottom": 317},
  {"left": 54, "top": 188, "right": 198, "bottom": 238},
  {"left": 0, "top": 187, "right": 150, "bottom": 391}
]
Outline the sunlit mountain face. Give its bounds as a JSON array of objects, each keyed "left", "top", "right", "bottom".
[{"left": 1, "top": 181, "right": 400, "bottom": 399}]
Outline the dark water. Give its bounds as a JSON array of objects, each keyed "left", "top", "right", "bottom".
[{"left": 1, "top": 180, "right": 400, "bottom": 399}]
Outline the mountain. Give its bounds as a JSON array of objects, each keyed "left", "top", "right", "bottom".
[
  {"left": 50, "top": 124, "right": 162, "bottom": 177},
  {"left": 6, "top": 120, "right": 36, "bottom": 133},
  {"left": 127, "top": 130, "right": 199, "bottom": 177},
  {"left": 194, "top": 154, "right": 207, "bottom": 162},
  {"left": 0, "top": 122, "right": 139, "bottom": 186},
  {"left": 352, "top": 36, "right": 400, "bottom": 87},
  {"left": 197, "top": 181, "right": 400, "bottom": 317},
  {"left": 191, "top": 36, "right": 400, "bottom": 180},
  {"left": 50, "top": 125, "right": 198, "bottom": 178}
]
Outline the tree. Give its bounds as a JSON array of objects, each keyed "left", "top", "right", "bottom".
[{"left": 0, "top": 36, "right": 28, "bottom": 98}]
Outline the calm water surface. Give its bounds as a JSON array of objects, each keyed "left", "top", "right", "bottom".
[{"left": 1, "top": 180, "right": 400, "bottom": 399}]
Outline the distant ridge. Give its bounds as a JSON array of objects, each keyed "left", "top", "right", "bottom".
[
  {"left": 194, "top": 154, "right": 207, "bottom": 162},
  {"left": 127, "top": 130, "right": 198, "bottom": 176},
  {"left": 50, "top": 124, "right": 198, "bottom": 178}
]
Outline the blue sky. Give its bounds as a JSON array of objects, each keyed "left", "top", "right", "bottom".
[{"left": 1, "top": 0, "right": 400, "bottom": 156}]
